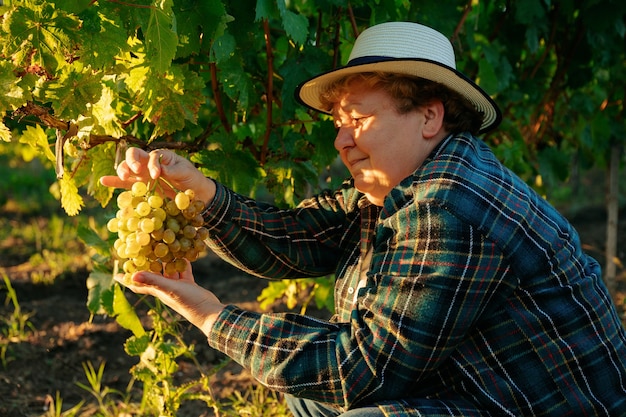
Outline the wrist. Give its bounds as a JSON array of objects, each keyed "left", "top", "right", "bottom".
[
  {"left": 199, "top": 303, "right": 225, "bottom": 337},
  {"left": 196, "top": 177, "right": 217, "bottom": 208}
]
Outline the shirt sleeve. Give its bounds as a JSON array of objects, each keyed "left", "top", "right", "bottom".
[
  {"left": 201, "top": 181, "right": 359, "bottom": 279},
  {"left": 208, "top": 200, "right": 515, "bottom": 409}
]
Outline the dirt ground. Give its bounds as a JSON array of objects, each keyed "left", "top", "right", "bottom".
[{"left": 0, "top": 207, "right": 625, "bottom": 417}]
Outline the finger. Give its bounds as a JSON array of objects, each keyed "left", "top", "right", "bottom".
[
  {"left": 147, "top": 149, "right": 176, "bottom": 179},
  {"left": 125, "top": 147, "right": 151, "bottom": 177},
  {"left": 179, "top": 259, "right": 194, "bottom": 281},
  {"left": 118, "top": 271, "right": 173, "bottom": 296},
  {"left": 163, "top": 267, "right": 180, "bottom": 280},
  {"left": 100, "top": 175, "right": 131, "bottom": 189}
]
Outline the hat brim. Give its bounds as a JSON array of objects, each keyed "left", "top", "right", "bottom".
[{"left": 295, "top": 58, "right": 502, "bottom": 134}]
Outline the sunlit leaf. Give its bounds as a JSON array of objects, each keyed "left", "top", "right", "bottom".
[
  {"left": 91, "top": 84, "right": 126, "bottom": 137},
  {"left": 0, "top": 122, "right": 10, "bottom": 142},
  {"left": 113, "top": 284, "right": 146, "bottom": 337},
  {"left": 87, "top": 141, "right": 117, "bottom": 207},
  {"left": 0, "top": 61, "right": 30, "bottom": 112},
  {"left": 45, "top": 65, "right": 103, "bottom": 120},
  {"left": 59, "top": 175, "right": 85, "bottom": 216},
  {"left": 1, "top": 3, "right": 80, "bottom": 72},
  {"left": 86, "top": 269, "right": 114, "bottom": 315},
  {"left": 76, "top": 8, "right": 129, "bottom": 69},
  {"left": 141, "top": 65, "right": 205, "bottom": 138},
  {"left": 19, "top": 124, "right": 55, "bottom": 163},
  {"left": 125, "top": 333, "right": 151, "bottom": 356}
]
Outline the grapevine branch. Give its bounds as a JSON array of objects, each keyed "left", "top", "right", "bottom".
[
  {"left": 451, "top": 0, "right": 473, "bottom": 47},
  {"left": 261, "top": 18, "right": 274, "bottom": 166},
  {"left": 347, "top": 3, "right": 359, "bottom": 38},
  {"left": 209, "top": 62, "right": 232, "bottom": 134},
  {"left": 13, "top": 102, "right": 210, "bottom": 153}
]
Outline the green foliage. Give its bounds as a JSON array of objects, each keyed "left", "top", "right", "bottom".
[
  {"left": 120, "top": 301, "right": 224, "bottom": 416},
  {"left": 259, "top": 277, "right": 335, "bottom": 314},
  {"left": 1, "top": 0, "right": 623, "bottom": 214},
  {"left": 2, "top": 0, "right": 625, "bottom": 413}
]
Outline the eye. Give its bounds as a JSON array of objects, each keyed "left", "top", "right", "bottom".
[
  {"left": 333, "top": 113, "right": 369, "bottom": 130},
  {"left": 352, "top": 116, "right": 365, "bottom": 126}
]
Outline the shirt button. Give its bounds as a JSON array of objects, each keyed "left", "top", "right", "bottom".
[{"left": 348, "top": 287, "right": 354, "bottom": 294}]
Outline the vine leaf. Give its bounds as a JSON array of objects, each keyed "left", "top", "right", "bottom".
[
  {"left": 86, "top": 141, "right": 117, "bottom": 208},
  {"left": 142, "top": 65, "right": 205, "bottom": 139},
  {"left": 91, "top": 85, "right": 126, "bottom": 137},
  {"left": 113, "top": 284, "right": 146, "bottom": 338},
  {"left": 0, "top": 122, "right": 10, "bottom": 142},
  {"left": 45, "top": 65, "right": 103, "bottom": 121},
  {"left": 174, "top": 0, "right": 227, "bottom": 58},
  {"left": 0, "top": 61, "right": 29, "bottom": 113},
  {"left": 20, "top": 124, "right": 56, "bottom": 163},
  {"left": 75, "top": 7, "right": 130, "bottom": 70},
  {"left": 276, "top": 0, "right": 308, "bottom": 45},
  {"left": 59, "top": 175, "right": 84, "bottom": 216},
  {"left": 86, "top": 270, "right": 114, "bottom": 315},
  {"left": 1, "top": 3, "right": 80, "bottom": 72},
  {"left": 144, "top": 0, "right": 178, "bottom": 74}
]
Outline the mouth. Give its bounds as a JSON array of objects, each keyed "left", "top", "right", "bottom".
[{"left": 347, "top": 156, "right": 367, "bottom": 167}]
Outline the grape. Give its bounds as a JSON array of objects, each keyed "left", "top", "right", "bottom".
[
  {"left": 107, "top": 218, "right": 119, "bottom": 233},
  {"left": 136, "top": 231, "right": 151, "bottom": 246},
  {"left": 154, "top": 242, "right": 169, "bottom": 258},
  {"left": 165, "top": 200, "right": 180, "bottom": 216},
  {"left": 152, "top": 217, "right": 164, "bottom": 231},
  {"left": 182, "top": 225, "right": 196, "bottom": 239},
  {"left": 139, "top": 218, "right": 155, "bottom": 233},
  {"left": 135, "top": 201, "right": 151, "bottom": 217},
  {"left": 169, "top": 239, "right": 182, "bottom": 253},
  {"left": 152, "top": 207, "right": 166, "bottom": 221},
  {"left": 126, "top": 217, "right": 140, "bottom": 232},
  {"left": 109, "top": 180, "right": 209, "bottom": 277},
  {"left": 151, "top": 227, "right": 164, "bottom": 241},
  {"left": 132, "top": 181, "right": 148, "bottom": 197},
  {"left": 148, "top": 194, "right": 163, "bottom": 209},
  {"left": 174, "top": 258, "right": 187, "bottom": 272},
  {"left": 175, "top": 192, "right": 190, "bottom": 210},
  {"left": 117, "top": 191, "right": 133, "bottom": 208},
  {"left": 166, "top": 218, "right": 180, "bottom": 233},
  {"left": 162, "top": 229, "right": 176, "bottom": 244}
]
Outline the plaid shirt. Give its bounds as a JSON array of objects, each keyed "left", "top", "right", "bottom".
[{"left": 204, "top": 133, "right": 626, "bottom": 416}]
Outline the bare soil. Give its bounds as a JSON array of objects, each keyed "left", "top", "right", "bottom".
[{"left": 0, "top": 207, "right": 625, "bottom": 417}]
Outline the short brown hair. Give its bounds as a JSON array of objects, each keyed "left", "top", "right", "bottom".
[{"left": 320, "top": 72, "right": 484, "bottom": 135}]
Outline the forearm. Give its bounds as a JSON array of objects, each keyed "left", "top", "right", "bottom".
[{"left": 201, "top": 182, "right": 350, "bottom": 279}]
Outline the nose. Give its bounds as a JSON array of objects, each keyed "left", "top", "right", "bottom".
[{"left": 334, "top": 126, "right": 354, "bottom": 151}]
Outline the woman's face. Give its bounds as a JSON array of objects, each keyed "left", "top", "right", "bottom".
[{"left": 332, "top": 81, "right": 437, "bottom": 206}]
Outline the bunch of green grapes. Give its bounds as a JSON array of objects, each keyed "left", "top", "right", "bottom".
[{"left": 107, "top": 180, "right": 209, "bottom": 282}]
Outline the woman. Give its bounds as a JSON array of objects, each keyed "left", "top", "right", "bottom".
[{"left": 101, "top": 22, "right": 626, "bottom": 416}]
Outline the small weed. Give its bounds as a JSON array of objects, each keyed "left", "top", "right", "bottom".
[
  {"left": 224, "top": 384, "right": 293, "bottom": 417},
  {"left": 42, "top": 391, "right": 84, "bottom": 417},
  {"left": 75, "top": 361, "right": 137, "bottom": 417},
  {"left": 0, "top": 273, "right": 36, "bottom": 366}
]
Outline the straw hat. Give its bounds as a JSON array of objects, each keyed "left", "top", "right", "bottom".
[{"left": 296, "top": 22, "right": 502, "bottom": 133}]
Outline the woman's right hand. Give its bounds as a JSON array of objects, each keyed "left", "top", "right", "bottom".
[{"left": 100, "top": 147, "right": 216, "bottom": 206}]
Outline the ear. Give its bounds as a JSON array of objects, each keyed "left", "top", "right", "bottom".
[{"left": 422, "top": 100, "right": 445, "bottom": 139}]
